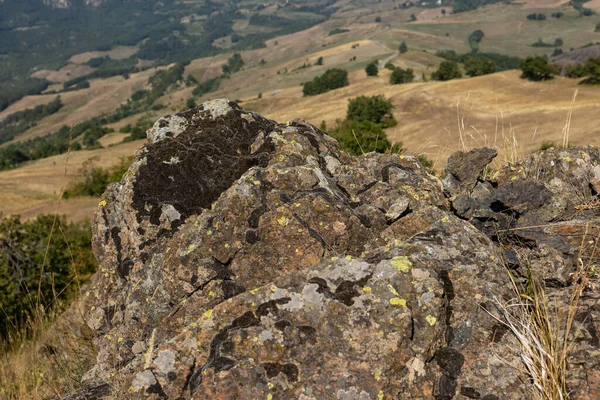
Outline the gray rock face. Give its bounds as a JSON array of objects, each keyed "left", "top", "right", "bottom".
[{"left": 67, "top": 101, "right": 600, "bottom": 399}]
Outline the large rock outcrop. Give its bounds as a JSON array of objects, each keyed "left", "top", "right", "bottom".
[{"left": 72, "top": 100, "right": 600, "bottom": 399}]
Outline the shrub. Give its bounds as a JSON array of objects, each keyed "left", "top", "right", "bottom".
[
  {"left": 316, "top": 57, "right": 324, "bottom": 66},
  {"left": 520, "top": 56, "right": 559, "bottom": 81},
  {"left": 399, "top": 41, "right": 408, "bottom": 54},
  {"left": 222, "top": 53, "right": 244, "bottom": 76},
  {"left": 464, "top": 57, "right": 496, "bottom": 76},
  {"left": 596, "top": 22, "right": 600, "bottom": 32},
  {"left": 551, "top": 12, "right": 564, "bottom": 18},
  {"left": 0, "top": 214, "right": 96, "bottom": 335},
  {"left": 192, "top": 77, "right": 221, "bottom": 97},
  {"left": 432, "top": 61, "right": 462, "bottom": 81},
  {"left": 385, "top": 62, "right": 395, "bottom": 70},
  {"left": 365, "top": 62, "right": 379, "bottom": 76},
  {"left": 329, "top": 119, "right": 394, "bottom": 155},
  {"left": 329, "top": 95, "right": 400, "bottom": 155},
  {"left": 375, "top": 16, "right": 382, "bottom": 22},
  {"left": 468, "top": 29, "right": 485, "bottom": 52},
  {"left": 390, "top": 67, "right": 415, "bottom": 84},
  {"left": 63, "top": 157, "right": 133, "bottom": 198},
  {"left": 302, "top": 69, "right": 349, "bottom": 96},
  {"left": 527, "top": 13, "right": 546, "bottom": 20},
  {"left": 346, "top": 95, "right": 397, "bottom": 128}
]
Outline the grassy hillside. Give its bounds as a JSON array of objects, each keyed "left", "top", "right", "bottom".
[{"left": 1, "top": 0, "right": 600, "bottom": 222}]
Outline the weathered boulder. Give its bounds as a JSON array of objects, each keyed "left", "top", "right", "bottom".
[{"left": 68, "top": 101, "right": 600, "bottom": 399}]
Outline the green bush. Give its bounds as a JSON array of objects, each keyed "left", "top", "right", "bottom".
[
  {"left": 303, "top": 69, "right": 349, "bottom": 96},
  {"left": 222, "top": 53, "right": 244, "bottom": 76},
  {"left": 365, "top": 62, "right": 379, "bottom": 76},
  {"left": 520, "top": 56, "right": 559, "bottom": 81},
  {"left": 329, "top": 95, "right": 400, "bottom": 155},
  {"left": 390, "top": 67, "right": 415, "bottom": 84},
  {"left": 432, "top": 61, "right": 462, "bottom": 81},
  {"left": 399, "top": 41, "right": 408, "bottom": 54},
  {"left": 192, "top": 77, "right": 222, "bottom": 97},
  {"left": 0, "top": 214, "right": 96, "bottom": 336},
  {"left": 346, "top": 95, "right": 397, "bottom": 128},
  {"left": 468, "top": 29, "right": 485, "bottom": 52},
  {"left": 63, "top": 156, "right": 133, "bottom": 198},
  {"left": 329, "top": 119, "right": 394, "bottom": 155},
  {"left": 464, "top": 57, "right": 496, "bottom": 77}
]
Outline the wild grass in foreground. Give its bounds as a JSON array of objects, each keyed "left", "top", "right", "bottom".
[
  {"left": 487, "top": 224, "right": 598, "bottom": 400},
  {"left": 0, "top": 305, "right": 96, "bottom": 399}
]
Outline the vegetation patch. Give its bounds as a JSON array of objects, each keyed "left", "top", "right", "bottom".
[{"left": 303, "top": 68, "right": 349, "bottom": 96}]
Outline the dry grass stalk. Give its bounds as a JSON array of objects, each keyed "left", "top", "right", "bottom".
[{"left": 487, "top": 224, "right": 598, "bottom": 400}]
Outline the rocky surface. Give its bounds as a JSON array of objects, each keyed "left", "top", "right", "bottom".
[{"left": 68, "top": 100, "right": 600, "bottom": 399}]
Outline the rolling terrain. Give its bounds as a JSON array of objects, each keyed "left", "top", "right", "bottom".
[{"left": 1, "top": 0, "right": 600, "bottom": 222}]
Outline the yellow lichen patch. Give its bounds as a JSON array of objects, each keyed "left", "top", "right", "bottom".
[
  {"left": 267, "top": 394, "right": 273, "bottom": 400},
  {"left": 268, "top": 382, "right": 275, "bottom": 389},
  {"left": 206, "top": 229, "right": 213, "bottom": 236},
  {"left": 345, "top": 255, "right": 353, "bottom": 261},
  {"left": 402, "top": 185, "right": 420, "bottom": 200},
  {"left": 391, "top": 256, "right": 412, "bottom": 273},
  {"left": 98, "top": 200, "right": 107, "bottom": 207},
  {"left": 331, "top": 256, "right": 339, "bottom": 261},
  {"left": 203, "top": 309, "right": 213, "bottom": 319},
  {"left": 563, "top": 156, "right": 573, "bottom": 162},
  {"left": 390, "top": 297, "right": 407, "bottom": 306},
  {"left": 362, "top": 286, "right": 372, "bottom": 293},
  {"left": 441, "top": 216, "right": 450, "bottom": 223},
  {"left": 387, "top": 285, "right": 399, "bottom": 296},
  {"left": 252, "top": 180, "right": 261, "bottom": 186},
  {"left": 277, "top": 216, "right": 289, "bottom": 226},
  {"left": 375, "top": 370, "right": 382, "bottom": 381},
  {"left": 224, "top": 243, "right": 230, "bottom": 248},
  {"left": 426, "top": 315, "right": 437, "bottom": 326},
  {"left": 378, "top": 390, "right": 385, "bottom": 400}
]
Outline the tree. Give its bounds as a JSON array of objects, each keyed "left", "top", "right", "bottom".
[
  {"left": 186, "top": 98, "right": 197, "bottom": 109},
  {"left": 464, "top": 57, "right": 496, "bottom": 77},
  {"left": 375, "top": 16, "right": 382, "bottom": 22},
  {"left": 596, "top": 22, "right": 600, "bottom": 32},
  {"left": 385, "top": 62, "right": 395, "bottom": 70},
  {"left": 346, "top": 95, "right": 397, "bottom": 128},
  {"left": 468, "top": 29, "right": 485, "bottom": 52},
  {"left": 222, "top": 53, "right": 244, "bottom": 76},
  {"left": 365, "top": 62, "right": 379, "bottom": 76},
  {"left": 330, "top": 119, "right": 393, "bottom": 155},
  {"left": 399, "top": 41, "right": 408, "bottom": 54},
  {"left": 316, "top": 57, "right": 324, "bottom": 66},
  {"left": 303, "top": 69, "right": 349, "bottom": 96},
  {"left": 432, "top": 61, "right": 462, "bottom": 81},
  {"left": 441, "top": 9, "right": 446, "bottom": 16},
  {"left": 554, "top": 38, "right": 563, "bottom": 47},
  {"left": 519, "top": 56, "right": 559, "bottom": 81},
  {"left": 410, "top": 14, "right": 417, "bottom": 21},
  {"left": 329, "top": 95, "right": 400, "bottom": 155},
  {"left": 390, "top": 67, "right": 415, "bottom": 84}
]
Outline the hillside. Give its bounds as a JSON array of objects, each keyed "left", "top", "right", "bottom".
[{"left": 1, "top": 0, "right": 600, "bottom": 223}]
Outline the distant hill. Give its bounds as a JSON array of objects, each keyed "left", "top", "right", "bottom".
[{"left": 552, "top": 44, "right": 600, "bottom": 69}]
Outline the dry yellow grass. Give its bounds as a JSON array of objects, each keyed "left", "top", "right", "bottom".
[
  {"left": 0, "top": 68, "right": 159, "bottom": 144},
  {"left": 31, "top": 64, "right": 95, "bottom": 84},
  {"left": 68, "top": 45, "right": 138, "bottom": 64},
  {"left": 244, "top": 69, "right": 600, "bottom": 171},
  {"left": 0, "top": 140, "right": 143, "bottom": 222}
]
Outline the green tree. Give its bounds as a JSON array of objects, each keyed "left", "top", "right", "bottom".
[
  {"left": 432, "top": 61, "right": 463, "bottom": 81},
  {"left": 186, "top": 98, "right": 197, "bottom": 109},
  {"left": 468, "top": 29, "right": 485, "bottom": 52},
  {"left": 222, "top": 53, "right": 244, "bottom": 76},
  {"left": 375, "top": 16, "right": 382, "bottom": 22},
  {"left": 329, "top": 119, "right": 394, "bottom": 155},
  {"left": 519, "top": 56, "right": 558, "bottom": 81},
  {"left": 316, "top": 57, "right": 324, "bottom": 66},
  {"left": 399, "top": 41, "right": 408, "bottom": 54},
  {"left": 303, "top": 69, "right": 349, "bottom": 96},
  {"left": 410, "top": 14, "right": 417, "bottom": 21},
  {"left": 346, "top": 95, "right": 397, "bottom": 128},
  {"left": 0, "top": 214, "right": 97, "bottom": 335},
  {"left": 390, "top": 67, "right": 415, "bottom": 84},
  {"left": 365, "top": 62, "right": 379, "bottom": 76},
  {"left": 464, "top": 57, "right": 496, "bottom": 77}
]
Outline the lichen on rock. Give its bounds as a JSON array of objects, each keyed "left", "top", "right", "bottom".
[{"left": 67, "top": 100, "right": 600, "bottom": 399}]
